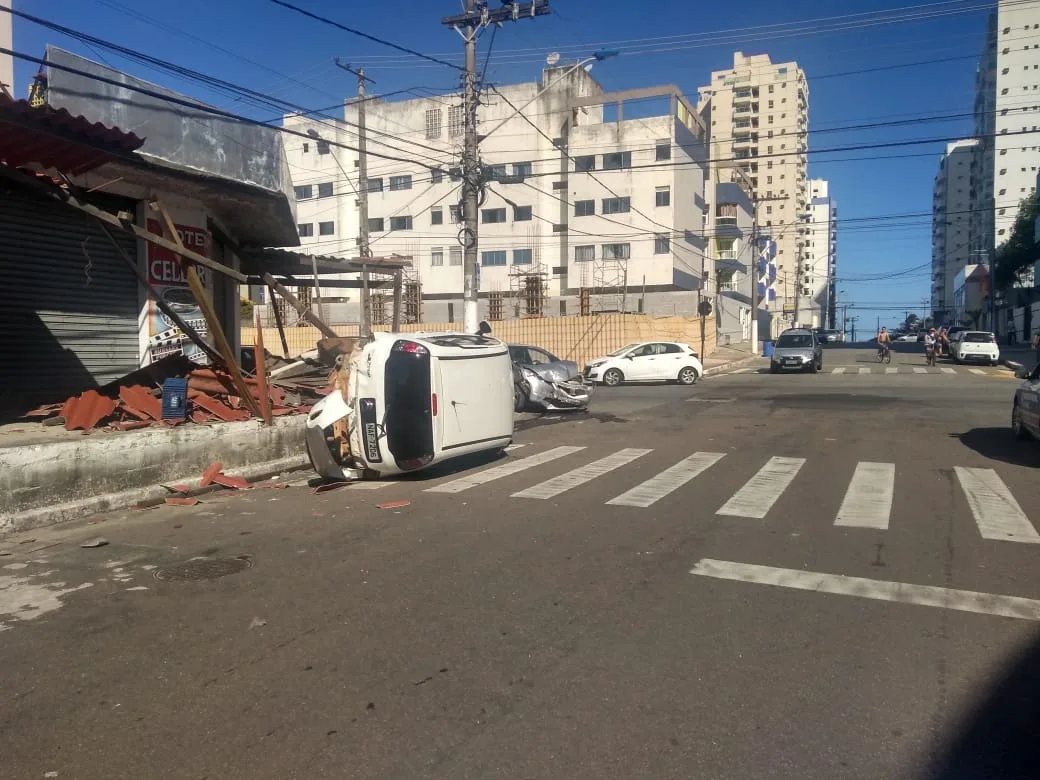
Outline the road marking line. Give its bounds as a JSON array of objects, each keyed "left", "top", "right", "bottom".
[
  {"left": 969, "top": 368, "right": 986, "bottom": 375},
  {"left": 731, "top": 368, "right": 754, "bottom": 374},
  {"left": 940, "top": 367, "right": 957, "bottom": 374},
  {"left": 504, "top": 444, "right": 528, "bottom": 451},
  {"left": 858, "top": 367, "right": 871, "bottom": 374},
  {"left": 885, "top": 367, "right": 898, "bottom": 374},
  {"left": 834, "top": 462, "right": 895, "bottom": 529},
  {"left": 427, "top": 446, "right": 585, "bottom": 494},
  {"left": 689, "top": 559, "right": 1040, "bottom": 621},
  {"left": 717, "top": 456, "right": 806, "bottom": 519},
  {"left": 831, "top": 367, "right": 846, "bottom": 374},
  {"left": 606, "top": 452, "right": 726, "bottom": 508},
  {"left": 913, "top": 367, "right": 928, "bottom": 374},
  {"left": 350, "top": 481, "right": 396, "bottom": 490},
  {"left": 954, "top": 467, "right": 1040, "bottom": 544},
  {"left": 512, "top": 448, "right": 651, "bottom": 500}
]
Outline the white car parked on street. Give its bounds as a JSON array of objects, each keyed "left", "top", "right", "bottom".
[
  {"left": 950, "top": 331, "right": 1001, "bottom": 366},
  {"left": 583, "top": 341, "right": 704, "bottom": 387}
]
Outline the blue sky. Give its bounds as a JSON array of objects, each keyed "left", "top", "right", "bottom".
[{"left": 10, "top": 0, "right": 997, "bottom": 334}]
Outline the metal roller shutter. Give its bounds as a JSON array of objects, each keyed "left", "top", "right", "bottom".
[{"left": 0, "top": 185, "right": 140, "bottom": 409}]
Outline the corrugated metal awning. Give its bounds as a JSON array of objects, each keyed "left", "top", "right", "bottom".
[{"left": 0, "top": 95, "right": 145, "bottom": 176}]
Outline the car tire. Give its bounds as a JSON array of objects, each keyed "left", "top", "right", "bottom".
[
  {"left": 513, "top": 386, "right": 526, "bottom": 413},
  {"left": 769, "top": 365, "right": 778, "bottom": 374},
  {"left": 602, "top": 368, "right": 624, "bottom": 387},
  {"left": 809, "top": 360, "right": 818, "bottom": 374},
  {"left": 677, "top": 366, "right": 699, "bottom": 385},
  {"left": 1013, "top": 401, "right": 1030, "bottom": 440}
]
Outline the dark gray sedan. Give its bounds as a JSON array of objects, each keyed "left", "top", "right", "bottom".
[{"left": 770, "top": 328, "right": 824, "bottom": 374}]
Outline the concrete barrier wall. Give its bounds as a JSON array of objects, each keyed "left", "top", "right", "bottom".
[{"left": 243, "top": 313, "right": 718, "bottom": 368}]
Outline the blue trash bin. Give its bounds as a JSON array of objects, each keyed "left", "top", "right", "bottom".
[{"left": 763, "top": 341, "right": 774, "bottom": 358}]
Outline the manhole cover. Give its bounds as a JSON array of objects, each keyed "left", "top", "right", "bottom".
[{"left": 153, "top": 556, "right": 253, "bottom": 582}]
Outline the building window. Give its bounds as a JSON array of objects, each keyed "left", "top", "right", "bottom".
[
  {"left": 481, "top": 250, "right": 507, "bottom": 266},
  {"left": 389, "top": 175, "right": 412, "bottom": 191},
  {"left": 431, "top": 247, "right": 444, "bottom": 266},
  {"left": 294, "top": 185, "right": 313, "bottom": 200},
  {"left": 318, "top": 182, "right": 334, "bottom": 198},
  {"left": 448, "top": 105, "right": 464, "bottom": 137},
  {"left": 574, "top": 155, "right": 595, "bottom": 172},
  {"left": 602, "top": 196, "right": 631, "bottom": 215},
  {"left": 431, "top": 206, "right": 443, "bottom": 225},
  {"left": 513, "top": 161, "right": 533, "bottom": 178},
  {"left": 482, "top": 208, "right": 507, "bottom": 224},
  {"left": 319, "top": 221, "right": 335, "bottom": 236},
  {"left": 425, "top": 108, "right": 442, "bottom": 139},
  {"left": 574, "top": 199, "right": 595, "bottom": 217},
  {"left": 655, "top": 186, "right": 670, "bottom": 207},
  {"left": 654, "top": 234, "right": 670, "bottom": 254},
  {"left": 574, "top": 245, "right": 595, "bottom": 262},
  {"left": 302, "top": 142, "right": 309, "bottom": 153},
  {"left": 449, "top": 247, "right": 462, "bottom": 266},
  {"left": 602, "top": 151, "right": 632, "bottom": 170},
  {"left": 488, "top": 164, "right": 507, "bottom": 180},
  {"left": 368, "top": 218, "right": 385, "bottom": 232},
  {"left": 602, "top": 243, "right": 631, "bottom": 260},
  {"left": 513, "top": 248, "right": 532, "bottom": 265},
  {"left": 514, "top": 205, "right": 532, "bottom": 221},
  {"left": 431, "top": 168, "right": 443, "bottom": 184},
  {"left": 450, "top": 204, "right": 462, "bottom": 223},
  {"left": 389, "top": 216, "right": 413, "bottom": 231},
  {"left": 716, "top": 203, "right": 738, "bottom": 224},
  {"left": 367, "top": 178, "right": 383, "bottom": 193},
  {"left": 298, "top": 222, "right": 313, "bottom": 237},
  {"left": 655, "top": 142, "right": 671, "bottom": 161}
]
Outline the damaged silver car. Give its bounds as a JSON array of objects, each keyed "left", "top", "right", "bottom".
[{"left": 509, "top": 344, "right": 593, "bottom": 412}]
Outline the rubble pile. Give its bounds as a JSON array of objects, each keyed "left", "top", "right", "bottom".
[{"left": 22, "top": 351, "right": 334, "bottom": 433}]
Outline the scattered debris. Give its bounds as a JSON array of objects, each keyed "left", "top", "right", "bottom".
[
  {"left": 200, "top": 462, "right": 224, "bottom": 488},
  {"left": 256, "top": 482, "right": 289, "bottom": 489},
  {"left": 165, "top": 497, "right": 200, "bottom": 507},
  {"left": 19, "top": 538, "right": 36, "bottom": 545},
  {"left": 211, "top": 473, "right": 251, "bottom": 490},
  {"left": 377, "top": 500, "right": 410, "bottom": 510},
  {"left": 249, "top": 617, "right": 267, "bottom": 630},
  {"left": 413, "top": 675, "right": 434, "bottom": 686},
  {"left": 168, "top": 484, "right": 191, "bottom": 494},
  {"left": 62, "top": 389, "right": 116, "bottom": 431},
  {"left": 80, "top": 538, "right": 109, "bottom": 549}
]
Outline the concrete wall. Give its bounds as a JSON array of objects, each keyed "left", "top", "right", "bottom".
[{"left": 244, "top": 312, "right": 718, "bottom": 368}]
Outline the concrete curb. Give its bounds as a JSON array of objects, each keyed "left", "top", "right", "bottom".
[
  {"left": 703, "top": 355, "right": 761, "bottom": 377},
  {"left": 1, "top": 416, "right": 309, "bottom": 536}
]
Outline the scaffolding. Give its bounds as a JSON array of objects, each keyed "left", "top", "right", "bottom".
[
  {"left": 507, "top": 235, "right": 549, "bottom": 318},
  {"left": 592, "top": 253, "right": 629, "bottom": 314}
]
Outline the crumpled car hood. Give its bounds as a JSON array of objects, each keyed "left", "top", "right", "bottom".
[{"left": 526, "top": 360, "right": 580, "bottom": 382}]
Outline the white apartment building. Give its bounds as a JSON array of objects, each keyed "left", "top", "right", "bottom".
[
  {"left": 698, "top": 51, "right": 809, "bottom": 330},
  {"left": 713, "top": 181, "right": 757, "bottom": 344},
  {"left": 800, "top": 179, "right": 837, "bottom": 329},
  {"left": 281, "top": 67, "right": 710, "bottom": 323},
  {"left": 971, "top": 0, "right": 1040, "bottom": 289},
  {"left": 932, "top": 139, "right": 980, "bottom": 323}
]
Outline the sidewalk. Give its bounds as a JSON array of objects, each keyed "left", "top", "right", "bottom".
[
  {"left": 998, "top": 344, "right": 1035, "bottom": 371},
  {"left": 702, "top": 342, "right": 762, "bottom": 376}
]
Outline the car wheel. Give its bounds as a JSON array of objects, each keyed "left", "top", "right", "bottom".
[
  {"left": 1012, "top": 401, "right": 1030, "bottom": 440},
  {"left": 602, "top": 368, "right": 624, "bottom": 387},
  {"left": 513, "top": 385, "right": 526, "bottom": 413},
  {"left": 677, "top": 366, "right": 699, "bottom": 385},
  {"left": 769, "top": 365, "right": 778, "bottom": 374},
  {"left": 809, "top": 360, "right": 818, "bottom": 374}
]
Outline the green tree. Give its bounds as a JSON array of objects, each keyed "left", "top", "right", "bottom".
[{"left": 994, "top": 193, "right": 1039, "bottom": 290}]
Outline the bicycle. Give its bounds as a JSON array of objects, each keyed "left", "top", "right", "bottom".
[{"left": 875, "top": 344, "right": 891, "bottom": 364}]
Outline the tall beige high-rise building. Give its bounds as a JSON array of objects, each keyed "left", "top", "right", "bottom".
[{"left": 699, "top": 52, "right": 809, "bottom": 331}]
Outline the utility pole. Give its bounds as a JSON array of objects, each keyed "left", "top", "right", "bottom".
[
  {"left": 335, "top": 60, "right": 376, "bottom": 334},
  {"left": 443, "top": 0, "right": 549, "bottom": 335}
]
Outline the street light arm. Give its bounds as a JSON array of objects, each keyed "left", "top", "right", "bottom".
[{"left": 479, "top": 50, "right": 617, "bottom": 141}]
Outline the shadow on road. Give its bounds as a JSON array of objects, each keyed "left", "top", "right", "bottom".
[
  {"left": 925, "top": 628, "right": 1040, "bottom": 780},
  {"left": 951, "top": 427, "right": 1040, "bottom": 468}
]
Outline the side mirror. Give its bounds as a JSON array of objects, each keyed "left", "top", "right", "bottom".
[{"left": 1015, "top": 368, "right": 1028, "bottom": 379}]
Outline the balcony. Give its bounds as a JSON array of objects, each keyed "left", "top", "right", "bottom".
[{"left": 733, "top": 90, "right": 753, "bottom": 104}]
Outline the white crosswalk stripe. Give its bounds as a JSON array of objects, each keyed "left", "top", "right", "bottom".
[
  {"left": 858, "top": 367, "right": 871, "bottom": 374},
  {"left": 427, "top": 445, "right": 585, "bottom": 494},
  {"left": 885, "top": 367, "right": 898, "bottom": 374},
  {"left": 717, "top": 456, "right": 806, "bottom": 519},
  {"left": 954, "top": 467, "right": 1040, "bottom": 544},
  {"left": 607, "top": 451, "right": 726, "bottom": 508},
  {"left": 512, "top": 448, "right": 651, "bottom": 500},
  {"left": 913, "top": 367, "right": 928, "bottom": 374},
  {"left": 969, "top": 368, "right": 986, "bottom": 375},
  {"left": 831, "top": 367, "right": 846, "bottom": 374},
  {"left": 940, "top": 367, "right": 957, "bottom": 374},
  {"left": 834, "top": 462, "right": 895, "bottom": 529}
]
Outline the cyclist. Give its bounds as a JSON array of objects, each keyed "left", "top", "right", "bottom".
[
  {"left": 924, "top": 328, "right": 938, "bottom": 364},
  {"left": 876, "top": 327, "right": 892, "bottom": 360}
]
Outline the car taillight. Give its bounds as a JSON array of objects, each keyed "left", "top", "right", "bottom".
[
  {"left": 393, "top": 340, "right": 428, "bottom": 355},
  {"left": 431, "top": 393, "right": 438, "bottom": 416}
]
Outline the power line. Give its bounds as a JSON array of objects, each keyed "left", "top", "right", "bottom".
[{"left": 266, "top": 0, "right": 464, "bottom": 71}]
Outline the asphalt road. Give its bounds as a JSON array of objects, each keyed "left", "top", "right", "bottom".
[{"left": 2, "top": 346, "right": 1039, "bottom": 779}]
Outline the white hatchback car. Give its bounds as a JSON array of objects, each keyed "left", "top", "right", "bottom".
[
  {"left": 583, "top": 342, "right": 704, "bottom": 386},
  {"left": 951, "top": 330, "right": 1001, "bottom": 366}
]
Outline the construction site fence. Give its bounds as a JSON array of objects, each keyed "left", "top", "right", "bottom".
[{"left": 241, "top": 314, "right": 718, "bottom": 369}]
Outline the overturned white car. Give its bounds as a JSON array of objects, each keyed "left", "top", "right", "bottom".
[{"left": 305, "top": 331, "right": 514, "bottom": 481}]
